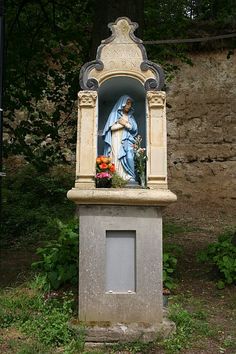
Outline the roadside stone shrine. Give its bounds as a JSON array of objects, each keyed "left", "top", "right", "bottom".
[{"left": 67, "top": 17, "right": 177, "bottom": 343}]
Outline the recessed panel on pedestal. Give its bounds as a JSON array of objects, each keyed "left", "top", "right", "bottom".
[{"left": 106, "top": 230, "right": 136, "bottom": 293}]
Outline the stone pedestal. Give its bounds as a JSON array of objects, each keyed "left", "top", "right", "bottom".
[
  {"left": 78, "top": 205, "right": 162, "bottom": 323},
  {"left": 67, "top": 189, "right": 177, "bottom": 343}
]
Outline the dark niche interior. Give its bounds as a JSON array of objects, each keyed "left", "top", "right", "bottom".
[{"left": 97, "top": 76, "right": 146, "bottom": 155}]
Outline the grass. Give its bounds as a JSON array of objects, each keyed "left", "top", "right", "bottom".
[
  {"left": 5, "top": 339, "right": 53, "bottom": 354},
  {"left": 1, "top": 271, "right": 235, "bottom": 353},
  {"left": 105, "top": 297, "right": 215, "bottom": 354},
  {"left": 0, "top": 276, "right": 215, "bottom": 354},
  {"left": 161, "top": 301, "right": 211, "bottom": 353},
  {"left": 223, "top": 336, "right": 236, "bottom": 350},
  {"left": 0, "top": 275, "right": 85, "bottom": 354}
]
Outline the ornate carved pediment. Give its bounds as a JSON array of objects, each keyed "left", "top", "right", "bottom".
[{"left": 80, "top": 17, "right": 164, "bottom": 91}]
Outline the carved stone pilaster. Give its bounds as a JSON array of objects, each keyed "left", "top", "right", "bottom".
[
  {"left": 75, "top": 90, "right": 98, "bottom": 189},
  {"left": 78, "top": 91, "right": 97, "bottom": 107},
  {"left": 146, "top": 91, "right": 167, "bottom": 189},
  {"left": 147, "top": 91, "right": 166, "bottom": 108}
]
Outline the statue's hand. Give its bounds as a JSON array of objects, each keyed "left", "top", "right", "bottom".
[
  {"left": 118, "top": 118, "right": 131, "bottom": 130},
  {"left": 118, "top": 118, "right": 127, "bottom": 126},
  {"left": 111, "top": 121, "right": 124, "bottom": 131}
]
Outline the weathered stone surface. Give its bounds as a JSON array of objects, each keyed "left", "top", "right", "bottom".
[
  {"left": 166, "top": 51, "right": 236, "bottom": 204},
  {"left": 78, "top": 205, "right": 164, "bottom": 324},
  {"left": 67, "top": 188, "right": 177, "bottom": 206},
  {"left": 70, "top": 316, "right": 176, "bottom": 344}
]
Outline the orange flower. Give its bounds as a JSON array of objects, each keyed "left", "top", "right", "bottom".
[
  {"left": 109, "top": 164, "right": 115, "bottom": 172},
  {"left": 101, "top": 156, "right": 109, "bottom": 163},
  {"left": 99, "top": 163, "right": 108, "bottom": 170},
  {"left": 96, "top": 157, "right": 102, "bottom": 164}
]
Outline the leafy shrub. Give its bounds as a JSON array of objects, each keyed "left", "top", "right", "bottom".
[
  {"left": 198, "top": 229, "right": 236, "bottom": 289},
  {"left": 163, "top": 252, "right": 177, "bottom": 290},
  {"left": 1, "top": 164, "right": 75, "bottom": 246},
  {"left": 32, "top": 220, "right": 79, "bottom": 290},
  {"left": 163, "top": 244, "right": 182, "bottom": 290}
]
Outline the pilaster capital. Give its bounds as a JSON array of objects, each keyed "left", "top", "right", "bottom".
[
  {"left": 147, "top": 91, "right": 166, "bottom": 108},
  {"left": 78, "top": 91, "right": 97, "bottom": 107}
]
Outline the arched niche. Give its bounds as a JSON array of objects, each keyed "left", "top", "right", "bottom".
[{"left": 97, "top": 76, "right": 146, "bottom": 155}]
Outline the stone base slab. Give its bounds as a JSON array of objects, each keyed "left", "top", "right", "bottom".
[{"left": 71, "top": 317, "right": 176, "bottom": 345}]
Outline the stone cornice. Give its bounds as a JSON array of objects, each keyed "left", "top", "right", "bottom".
[{"left": 67, "top": 188, "right": 177, "bottom": 206}]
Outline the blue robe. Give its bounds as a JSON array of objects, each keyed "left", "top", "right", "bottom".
[{"left": 102, "top": 95, "right": 138, "bottom": 180}]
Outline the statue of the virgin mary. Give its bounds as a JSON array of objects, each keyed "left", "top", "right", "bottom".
[{"left": 102, "top": 95, "right": 138, "bottom": 181}]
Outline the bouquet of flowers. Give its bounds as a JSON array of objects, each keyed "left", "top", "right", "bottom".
[
  {"left": 133, "top": 135, "right": 148, "bottom": 188},
  {"left": 95, "top": 156, "right": 115, "bottom": 188}
]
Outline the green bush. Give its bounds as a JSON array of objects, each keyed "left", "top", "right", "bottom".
[
  {"left": 163, "top": 244, "right": 182, "bottom": 290},
  {"left": 198, "top": 229, "right": 236, "bottom": 289},
  {"left": 32, "top": 220, "right": 79, "bottom": 290},
  {"left": 1, "top": 164, "right": 75, "bottom": 246}
]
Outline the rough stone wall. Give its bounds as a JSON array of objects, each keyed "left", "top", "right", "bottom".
[{"left": 166, "top": 51, "right": 236, "bottom": 206}]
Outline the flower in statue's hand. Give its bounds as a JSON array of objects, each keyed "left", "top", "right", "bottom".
[{"left": 138, "top": 148, "right": 146, "bottom": 153}]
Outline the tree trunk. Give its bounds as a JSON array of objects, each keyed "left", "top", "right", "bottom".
[{"left": 90, "top": 0, "right": 144, "bottom": 59}]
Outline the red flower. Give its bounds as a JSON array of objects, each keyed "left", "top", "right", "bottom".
[
  {"left": 109, "top": 164, "right": 115, "bottom": 172},
  {"left": 99, "top": 163, "right": 108, "bottom": 170}
]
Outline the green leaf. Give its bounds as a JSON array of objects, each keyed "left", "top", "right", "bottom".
[{"left": 217, "top": 280, "right": 225, "bottom": 289}]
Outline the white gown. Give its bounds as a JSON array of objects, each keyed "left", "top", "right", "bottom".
[{"left": 111, "top": 114, "right": 131, "bottom": 180}]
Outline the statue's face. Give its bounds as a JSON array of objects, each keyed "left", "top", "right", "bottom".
[{"left": 123, "top": 99, "right": 132, "bottom": 113}]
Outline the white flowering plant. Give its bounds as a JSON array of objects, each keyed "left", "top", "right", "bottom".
[{"left": 133, "top": 135, "right": 148, "bottom": 188}]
